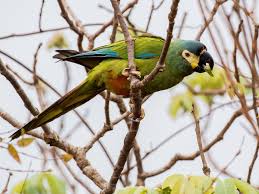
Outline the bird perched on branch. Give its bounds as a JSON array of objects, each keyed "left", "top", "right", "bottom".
[{"left": 10, "top": 36, "right": 214, "bottom": 140}]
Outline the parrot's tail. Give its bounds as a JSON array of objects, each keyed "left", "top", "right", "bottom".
[
  {"left": 53, "top": 50, "right": 103, "bottom": 69},
  {"left": 10, "top": 80, "right": 104, "bottom": 140}
]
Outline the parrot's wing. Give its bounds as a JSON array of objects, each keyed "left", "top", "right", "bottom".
[{"left": 54, "top": 36, "right": 164, "bottom": 69}]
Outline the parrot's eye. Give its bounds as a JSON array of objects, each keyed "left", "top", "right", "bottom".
[
  {"left": 185, "top": 53, "right": 190, "bottom": 57},
  {"left": 182, "top": 50, "right": 191, "bottom": 58}
]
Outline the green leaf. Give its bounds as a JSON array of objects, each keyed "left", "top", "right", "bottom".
[
  {"left": 134, "top": 186, "right": 147, "bottom": 194},
  {"left": 11, "top": 173, "right": 66, "bottom": 194},
  {"left": 8, "top": 144, "right": 21, "bottom": 163},
  {"left": 169, "top": 92, "right": 194, "bottom": 118},
  {"left": 160, "top": 187, "right": 171, "bottom": 194},
  {"left": 188, "top": 176, "right": 214, "bottom": 194},
  {"left": 215, "top": 179, "right": 237, "bottom": 194},
  {"left": 17, "top": 138, "right": 34, "bottom": 147},
  {"left": 185, "top": 67, "right": 225, "bottom": 90},
  {"left": 45, "top": 173, "right": 66, "bottom": 194},
  {"left": 146, "top": 188, "right": 160, "bottom": 194},
  {"left": 162, "top": 174, "right": 185, "bottom": 193},
  {"left": 47, "top": 33, "right": 69, "bottom": 49},
  {"left": 232, "top": 178, "right": 258, "bottom": 194},
  {"left": 61, "top": 153, "right": 73, "bottom": 163},
  {"left": 115, "top": 187, "right": 138, "bottom": 194}
]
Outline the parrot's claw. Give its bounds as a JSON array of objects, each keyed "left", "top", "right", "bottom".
[
  {"left": 131, "top": 70, "right": 141, "bottom": 78},
  {"left": 140, "top": 108, "right": 145, "bottom": 119},
  {"left": 122, "top": 68, "right": 130, "bottom": 77},
  {"left": 158, "top": 64, "right": 166, "bottom": 72},
  {"left": 122, "top": 68, "right": 141, "bottom": 78},
  {"left": 128, "top": 108, "right": 145, "bottom": 122}
]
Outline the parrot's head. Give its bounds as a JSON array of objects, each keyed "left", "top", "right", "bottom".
[{"left": 172, "top": 40, "right": 214, "bottom": 76}]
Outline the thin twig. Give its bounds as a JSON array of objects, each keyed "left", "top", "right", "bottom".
[
  {"left": 192, "top": 104, "right": 210, "bottom": 176},
  {"left": 1, "top": 173, "right": 12, "bottom": 194},
  {"left": 101, "top": 0, "right": 141, "bottom": 192},
  {"left": 247, "top": 140, "right": 259, "bottom": 183},
  {"left": 141, "top": 104, "right": 258, "bottom": 178},
  {"left": 135, "top": 0, "right": 180, "bottom": 89},
  {"left": 195, "top": 0, "right": 227, "bottom": 40},
  {"left": 38, "top": 0, "right": 45, "bottom": 31}
]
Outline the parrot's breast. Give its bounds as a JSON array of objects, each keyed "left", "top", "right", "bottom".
[{"left": 106, "top": 75, "right": 130, "bottom": 97}]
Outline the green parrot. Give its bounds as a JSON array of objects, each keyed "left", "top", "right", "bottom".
[{"left": 10, "top": 36, "right": 214, "bottom": 140}]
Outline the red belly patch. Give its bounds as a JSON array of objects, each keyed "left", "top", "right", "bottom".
[{"left": 106, "top": 75, "right": 130, "bottom": 97}]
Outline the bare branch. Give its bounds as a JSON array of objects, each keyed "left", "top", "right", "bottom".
[
  {"left": 247, "top": 140, "right": 259, "bottom": 183},
  {"left": 135, "top": 0, "right": 181, "bottom": 89},
  {"left": 192, "top": 104, "right": 210, "bottom": 176}
]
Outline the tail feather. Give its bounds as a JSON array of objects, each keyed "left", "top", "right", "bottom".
[
  {"left": 54, "top": 50, "right": 103, "bottom": 69},
  {"left": 10, "top": 80, "right": 104, "bottom": 140}
]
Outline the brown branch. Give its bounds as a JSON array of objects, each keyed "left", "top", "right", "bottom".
[
  {"left": 38, "top": 0, "right": 45, "bottom": 31},
  {"left": 141, "top": 104, "right": 258, "bottom": 178},
  {"left": 90, "top": 0, "right": 138, "bottom": 41},
  {"left": 192, "top": 104, "right": 210, "bottom": 176},
  {"left": 232, "top": 0, "right": 258, "bottom": 27},
  {"left": 233, "top": 20, "right": 243, "bottom": 83},
  {"left": 51, "top": 150, "right": 76, "bottom": 192},
  {"left": 0, "top": 23, "right": 102, "bottom": 40},
  {"left": 5, "top": 65, "right": 34, "bottom": 86},
  {"left": 176, "top": 12, "right": 187, "bottom": 39},
  {"left": 195, "top": 0, "right": 227, "bottom": 41},
  {"left": 1, "top": 173, "right": 12, "bottom": 194},
  {"left": 101, "top": 0, "right": 142, "bottom": 192},
  {"left": 250, "top": 26, "right": 259, "bottom": 129},
  {"left": 29, "top": 131, "right": 108, "bottom": 189},
  {"left": 57, "top": 0, "right": 88, "bottom": 51},
  {"left": 122, "top": 99, "right": 250, "bottom": 175},
  {"left": 247, "top": 140, "right": 259, "bottom": 183},
  {"left": 0, "top": 108, "right": 21, "bottom": 129},
  {"left": 0, "top": 50, "right": 115, "bottom": 168},
  {"left": 32, "top": 43, "right": 47, "bottom": 110},
  {"left": 0, "top": 58, "right": 39, "bottom": 116},
  {"left": 184, "top": 83, "right": 225, "bottom": 96},
  {"left": 62, "top": 161, "right": 96, "bottom": 194},
  {"left": 0, "top": 57, "right": 51, "bottom": 135},
  {"left": 0, "top": 166, "right": 49, "bottom": 173},
  {"left": 0, "top": 57, "right": 109, "bottom": 190},
  {"left": 208, "top": 142, "right": 241, "bottom": 178},
  {"left": 102, "top": 93, "right": 145, "bottom": 186},
  {"left": 145, "top": 0, "right": 155, "bottom": 32},
  {"left": 135, "top": 0, "right": 181, "bottom": 89}
]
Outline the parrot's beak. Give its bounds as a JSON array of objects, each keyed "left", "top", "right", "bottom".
[
  {"left": 194, "top": 51, "right": 214, "bottom": 76},
  {"left": 204, "top": 63, "right": 214, "bottom": 77}
]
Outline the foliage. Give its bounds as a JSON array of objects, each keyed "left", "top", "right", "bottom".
[
  {"left": 7, "top": 138, "right": 35, "bottom": 163},
  {"left": 169, "top": 67, "right": 250, "bottom": 118},
  {"left": 7, "top": 144, "right": 21, "bottom": 163},
  {"left": 11, "top": 173, "right": 66, "bottom": 194},
  {"left": 47, "top": 33, "right": 69, "bottom": 49},
  {"left": 115, "top": 174, "right": 259, "bottom": 194}
]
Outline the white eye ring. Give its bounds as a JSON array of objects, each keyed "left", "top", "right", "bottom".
[{"left": 182, "top": 50, "right": 191, "bottom": 58}]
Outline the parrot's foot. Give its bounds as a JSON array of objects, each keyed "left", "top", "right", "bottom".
[
  {"left": 128, "top": 108, "right": 145, "bottom": 122},
  {"left": 122, "top": 68, "right": 141, "bottom": 78}
]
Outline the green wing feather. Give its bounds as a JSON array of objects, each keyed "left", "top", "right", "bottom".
[{"left": 54, "top": 36, "right": 164, "bottom": 68}]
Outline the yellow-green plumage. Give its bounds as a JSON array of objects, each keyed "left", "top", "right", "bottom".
[{"left": 10, "top": 36, "right": 214, "bottom": 140}]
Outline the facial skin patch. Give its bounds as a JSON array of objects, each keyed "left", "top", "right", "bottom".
[{"left": 182, "top": 50, "right": 200, "bottom": 69}]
